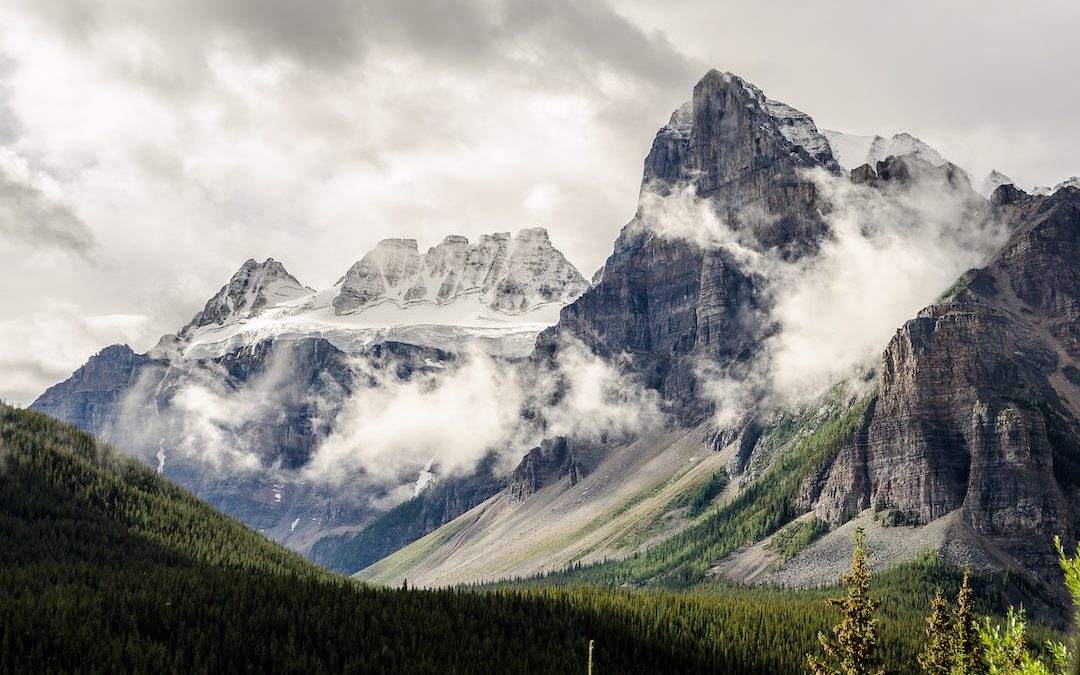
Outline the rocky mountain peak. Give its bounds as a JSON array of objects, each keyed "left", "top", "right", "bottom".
[
  {"left": 636, "top": 69, "right": 838, "bottom": 260},
  {"left": 980, "top": 169, "right": 1015, "bottom": 198},
  {"left": 866, "top": 132, "right": 945, "bottom": 168},
  {"left": 186, "top": 258, "right": 312, "bottom": 331},
  {"left": 824, "top": 130, "right": 949, "bottom": 174},
  {"left": 332, "top": 227, "right": 588, "bottom": 316}
]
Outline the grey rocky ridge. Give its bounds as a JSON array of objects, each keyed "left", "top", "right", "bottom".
[{"left": 30, "top": 68, "right": 1080, "bottom": 592}]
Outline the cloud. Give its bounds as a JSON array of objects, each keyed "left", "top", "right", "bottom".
[
  {"left": 14, "top": 0, "right": 695, "bottom": 91},
  {"left": 111, "top": 341, "right": 323, "bottom": 474},
  {"left": 638, "top": 158, "right": 1008, "bottom": 420},
  {"left": 304, "top": 348, "right": 526, "bottom": 486},
  {"left": 99, "top": 333, "right": 662, "bottom": 509},
  {"left": 0, "top": 147, "right": 93, "bottom": 253},
  {"left": 304, "top": 338, "right": 663, "bottom": 500},
  {"left": 541, "top": 342, "right": 665, "bottom": 440},
  {"left": 765, "top": 164, "right": 1007, "bottom": 400},
  {"left": 637, "top": 183, "right": 762, "bottom": 264},
  {"left": 0, "top": 308, "right": 148, "bottom": 405}
]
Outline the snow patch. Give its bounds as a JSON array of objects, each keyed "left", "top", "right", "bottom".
[
  {"left": 1032, "top": 176, "right": 1080, "bottom": 196},
  {"left": 824, "top": 131, "right": 947, "bottom": 172},
  {"left": 979, "top": 170, "right": 1015, "bottom": 198}
]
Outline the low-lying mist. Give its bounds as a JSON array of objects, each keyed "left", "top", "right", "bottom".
[{"left": 110, "top": 336, "right": 663, "bottom": 510}]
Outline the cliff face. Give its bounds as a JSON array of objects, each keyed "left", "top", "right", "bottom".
[
  {"left": 542, "top": 70, "right": 835, "bottom": 424},
  {"left": 816, "top": 187, "right": 1080, "bottom": 573}
]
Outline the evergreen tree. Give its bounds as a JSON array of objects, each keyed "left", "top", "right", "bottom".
[
  {"left": 953, "top": 569, "right": 984, "bottom": 674},
  {"left": 919, "top": 588, "right": 953, "bottom": 674},
  {"left": 808, "top": 526, "right": 884, "bottom": 675}
]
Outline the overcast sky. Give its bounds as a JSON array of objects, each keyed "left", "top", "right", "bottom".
[{"left": 1, "top": 0, "right": 1078, "bottom": 405}]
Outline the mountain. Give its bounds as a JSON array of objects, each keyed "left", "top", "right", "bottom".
[
  {"left": 6, "top": 403, "right": 991, "bottom": 674},
  {"left": 541, "top": 69, "right": 836, "bottom": 427},
  {"left": 184, "top": 257, "right": 315, "bottom": 330},
  {"left": 355, "top": 72, "right": 1080, "bottom": 591},
  {"left": 31, "top": 227, "right": 588, "bottom": 557}
]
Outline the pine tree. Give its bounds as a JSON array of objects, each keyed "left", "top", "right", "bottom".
[
  {"left": 952, "top": 568, "right": 984, "bottom": 674},
  {"left": 808, "top": 526, "right": 884, "bottom": 675},
  {"left": 919, "top": 588, "right": 953, "bottom": 674}
]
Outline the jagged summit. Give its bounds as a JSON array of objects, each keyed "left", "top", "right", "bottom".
[
  {"left": 648, "top": 70, "right": 838, "bottom": 191},
  {"left": 634, "top": 69, "right": 839, "bottom": 261},
  {"left": 176, "top": 228, "right": 588, "bottom": 359},
  {"left": 332, "top": 227, "right": 586, "bottom": 316},
  {"left": 185, "top": 258, "right": 313, "bottom": 332}
]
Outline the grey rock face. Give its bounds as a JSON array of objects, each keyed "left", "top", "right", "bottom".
[
  {"left": 543, "top": 70, "right": 835, "bottom": 424},
  {"left": 508, "top": 436, "right": 604, "bottom": 503},
  {"left": 816, "top": 187, "right": 1080, "bottom": 574},
  {"left": 32, "top": 344, "right": 152, "bottom": 434}
]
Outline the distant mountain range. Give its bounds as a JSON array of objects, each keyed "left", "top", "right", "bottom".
[{"left": 32, "top": 68, "right": 1080, "bottom": 596}]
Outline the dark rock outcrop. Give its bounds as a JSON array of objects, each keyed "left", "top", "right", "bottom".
[{"left": 508, "top": 436, "right": 604, "bottom": 503}]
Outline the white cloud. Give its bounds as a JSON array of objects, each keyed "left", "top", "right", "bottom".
[
  {"left": 304, "top": 348, "right": 526, "bottom": 485},
  {"left": 300, "top": 338, "right": 662, "bottom": 501},
  {"left": 766, "top": 166, "right": 1007, "bottom": 400}
]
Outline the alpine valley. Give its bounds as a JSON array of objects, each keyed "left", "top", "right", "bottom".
[{"left": 28, "top": 67, "right": 1080, "bottom": 616}]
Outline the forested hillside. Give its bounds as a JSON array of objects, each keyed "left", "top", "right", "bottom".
[{"left": 0, "top": 405, "right": 1063, "bottom": 673}]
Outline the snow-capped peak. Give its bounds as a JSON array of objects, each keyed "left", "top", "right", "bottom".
[
  {"left": 729, "top": 74, "right": 836, "bottom": 167},
  {"left": 867, "top": 133, "right": 945, "bottom": 168},
  {"left": 1032, "top": 176, "right": 1080, "bottom": 196},
  {"left": 186, "top": 258, "right": 313, "bottom": 332},
  {"left": 761, "top": 99, "right": 835, "bottom": 167},
  {"left": 824, "top": 131, "right": 948, "bottom": 173},
  {"left": 332, "top": 227, "right": 588, "bottom": 316},
  {"left": 178, "top": 229, "right": 589, "bottom": 360},
  {"left": 979, "top": 170, "right": 1015, "bottom": 198}
]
